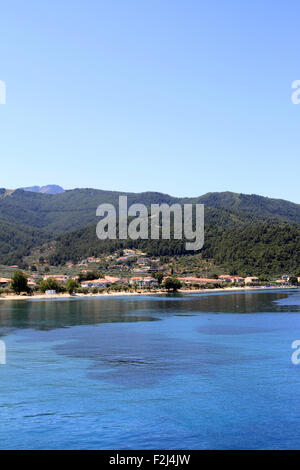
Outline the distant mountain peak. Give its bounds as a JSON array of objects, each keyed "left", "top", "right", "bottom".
[{"left": 20, "top": 185, "right": 65, "bottom": 195}]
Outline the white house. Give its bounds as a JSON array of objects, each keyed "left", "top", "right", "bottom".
[{"left": 244, "top": 277, "right": 259, "bottom": 285}]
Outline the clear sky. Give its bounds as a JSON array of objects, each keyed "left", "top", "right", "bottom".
[{"left": 0, "top": 0, "right": 300, "bottom": 202}]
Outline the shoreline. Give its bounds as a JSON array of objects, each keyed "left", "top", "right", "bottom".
[{"left": 0, "top": 285, "right": 298, "bottom": 301}]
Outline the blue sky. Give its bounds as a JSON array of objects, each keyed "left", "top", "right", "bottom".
[{"left": 0, "top": 0, "right": 300, "bottom": 202}]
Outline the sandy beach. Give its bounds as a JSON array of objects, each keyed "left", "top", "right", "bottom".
[{"left": 0, "top": 285, "right": 297, "bottom": 301}]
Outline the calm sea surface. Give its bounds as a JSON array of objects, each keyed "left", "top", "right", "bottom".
[{"left": 0, "top": 289, "right": 300, "bottom": 450}]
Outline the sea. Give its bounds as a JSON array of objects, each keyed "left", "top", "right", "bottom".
[{"left": 0, "top": 289, "right": 299, "bottom": 450}]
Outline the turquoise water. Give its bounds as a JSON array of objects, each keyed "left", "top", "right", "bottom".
[{"left": 0, "top": 289, "right": 300, "bottom": 450}]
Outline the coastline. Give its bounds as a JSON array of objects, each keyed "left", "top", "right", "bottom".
[{"left": 0, "top": 285, "right": 298, "bottom": 301}]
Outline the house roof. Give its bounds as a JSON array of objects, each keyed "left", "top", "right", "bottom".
[
  {"left": 104, "top": 276, "right": 121, "bottom": 282},
  {"left": 43, "top": 274, "right": 68, "bottom": 279},
  {"left": 178, "top": 277, "right": 220, "bottom": 283},
  {"left": 81, "top": 278, "right": 108, "bottom": 284}
]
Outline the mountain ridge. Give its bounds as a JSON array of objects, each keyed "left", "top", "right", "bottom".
[
  {"left": 19, "top": 185, "right": 65, "bottom": 195},
  {"left": 0, "top": 188, "right": 299, "bottom": 272},
  {"left": 0, "top": 188, "right": 299, "bottom": 232}
]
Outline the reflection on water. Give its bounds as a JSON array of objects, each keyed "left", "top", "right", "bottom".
[
  {"left": 273, "top": 292, "right": 300, "bottom": 307},
  {"left": 0, "top": 290, "right": 298, "bottom": 336},
  {"left": 0, "top": 297, "right": 159, "bottom": 337}
]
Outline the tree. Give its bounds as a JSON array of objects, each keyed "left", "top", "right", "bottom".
[
  {"left": 78, "top": 271, "right": 99, "bottom": 282},
  {"left": 11, "top": 271, "right": 28, "bottom": 294},
  {"left": 289, "top": 276, "right": 299, "bottom": 285},
  {"left": 164, "top": 277, "right": 182, "bottom": 292},
  {"left": 154, "top": 271, "right": 164, "bottom": 285},
  {"left": 133, "top": 282, "right": 138, "bottom": 292},
  {"left": 65, "top": 278, "right": 78, "bottom": 294},
  {"left": 39, "top": 278, "right": 65, "bottom": 293},
  {"left": 259, "top": 275, "right": 270, "bottom": 282}
]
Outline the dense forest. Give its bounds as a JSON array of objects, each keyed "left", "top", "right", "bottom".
[
  {"left": 0, "top": 188, "right": 299, "bottom": 275},
  {"left": 0, "top": 217, "right": 50, "bottom": 265},
  {"left": 0, "top": 188, "right": 299, "bottom": 233},
  {"left": 48, "top": 221, "right": 300, "bottom": 277}
]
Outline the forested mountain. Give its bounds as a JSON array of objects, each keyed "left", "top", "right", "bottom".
[
  {"left": 0, "top": 217, "right": 50, "bottom": 265},
  {"left": 0, "top": 188, "right": 299, "bottom": 232},
  {"left": 49, "top": 221, "right": 300, "bottom": 276},
  {"left": 0, "top": 188, "right": 179, "bottom": 233},
  {"left": 0, "top": 187, "right": 299, "bottom": 273},
  {"left": 195, "top": 192, "right": 300, "bottom": 224}
]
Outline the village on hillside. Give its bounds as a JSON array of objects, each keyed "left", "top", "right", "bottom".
[{"left": 0, "top": 248, "right": 298, "bottom": 296}]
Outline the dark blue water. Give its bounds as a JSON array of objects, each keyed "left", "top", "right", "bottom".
[{"left": 0, "top": 289, "right": 300, "bottom": 450}]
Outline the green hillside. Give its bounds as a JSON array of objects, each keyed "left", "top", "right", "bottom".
[
  {"left": 192, "top": 192, "right": 300, "bottom": 224},
  {"left": 0, "top": 216, "right": 50, "bottom": 265},
  {"left": 0, "top": 188, "right": 179, "bottom": 233},
  {"left": 0, "top": 187, "right": 299, "bottom": 274},
  {"left": 0, "top": 188, "right": 300, "bottom": 234},
  {"left": 48, "top": 220, "right": 300, "bottom": 276}
]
